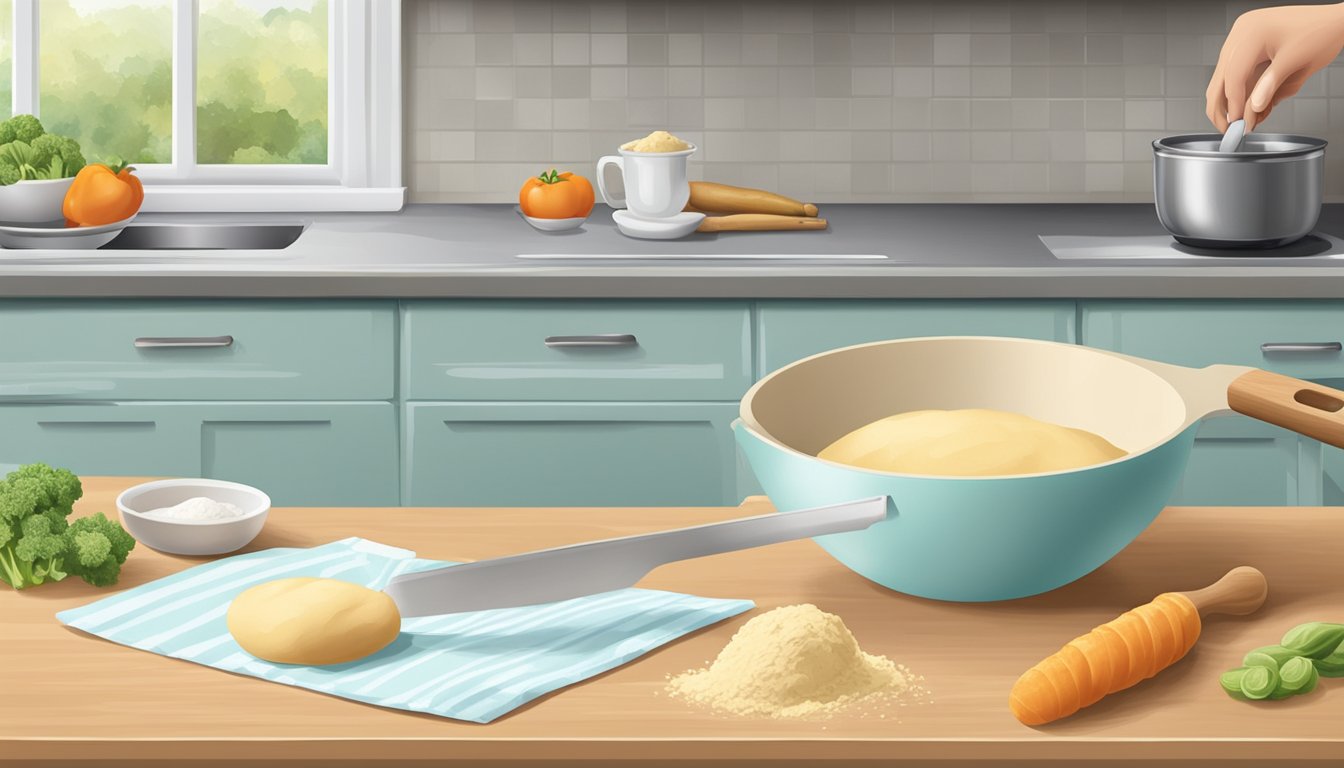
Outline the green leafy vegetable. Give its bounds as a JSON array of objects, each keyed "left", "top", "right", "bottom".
[
  {"left": 1221, "top": 621, "right": 1344, "bottom": 703},
  {"left": 0, "top": 463, "right": 135, "bottom": 590},
  {"left": 1239, "top": 665, "right": 1278, "bottom": 700},
  {"left": 1281, "top": 622, "right": 1344, "bottom": 660},
  {"left": 0, "top": 114, "right": 88, "bottom": 185}
]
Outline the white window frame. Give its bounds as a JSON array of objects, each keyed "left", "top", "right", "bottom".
[{"left": 10, "top": 0, "right": 403, "bottom": 212}]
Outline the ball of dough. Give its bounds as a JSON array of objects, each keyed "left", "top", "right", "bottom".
[
  {"left": 227, "top": 577, "right": 401, "bottom": 666},
  {"left": 818, "top": 409, "right": 1126, "bottom": 477}
]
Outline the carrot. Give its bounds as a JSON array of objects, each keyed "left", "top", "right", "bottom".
[{"left": 1009, "top": 593, "right": 1203, "bottom": 725}]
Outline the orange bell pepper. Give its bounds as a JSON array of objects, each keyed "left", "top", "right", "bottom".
[{"left": 63, "top": 162, "right": 144, "bottom": 227}]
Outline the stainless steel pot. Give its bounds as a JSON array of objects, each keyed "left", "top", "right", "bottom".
[{"left": 1153, "top": 133, "right": 1326, "bottom": 249}]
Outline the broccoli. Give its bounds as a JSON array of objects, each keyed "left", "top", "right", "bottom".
[
  {"left": 0, "top": 114, "right": 44, "bottom": 145},
  {"left": 0, "top": 114, "right": 85, "bottom": 181},
  {"left": 0, "top": 463, "right": 135, "bottom": 590}
]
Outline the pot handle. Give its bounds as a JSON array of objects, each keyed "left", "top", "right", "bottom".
[{"left": 1227, "top": 369, "right": 1344, "bottom": 448}]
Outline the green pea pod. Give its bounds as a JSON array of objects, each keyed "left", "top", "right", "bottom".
[
  {"left": 1311, "top": 647, "right": 1344, "bottom": 678},
  {"left": 1277, "top": 656, "right": 1320, "bottom": 695},
  {"left": 1239, "top": 665, "right": 1279, "bottom": 700},
  {"left": 1280, "top": 622, "right": 1344, "bottom": 660},
  {"left": 1220, "top": 667, "right": 1250, "bottom": 699},
  {"left": 1242, "top": 651, "right": 1281, "bottom": 670},
  {"left": 1244, "top": 646, "right": 1298, "bottom": 667}
]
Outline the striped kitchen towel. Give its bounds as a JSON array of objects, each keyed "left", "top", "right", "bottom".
[{"left": 56, "top": 537, "right": 754, "bottom": 723}]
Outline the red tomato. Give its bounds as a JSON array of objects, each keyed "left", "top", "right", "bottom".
[{"left": 519, "top": 170, "right": 595, "bottom": 219}]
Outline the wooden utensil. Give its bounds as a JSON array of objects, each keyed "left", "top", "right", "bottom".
[
  {"left": 1010, "top": 566, "right": 1268, "bottom": 726},
  {"left": 697, "top": 214, "right": 829, "bottom": 233},
  {"left": 687, "top": 181, "right": 819, "bottom": 217}
]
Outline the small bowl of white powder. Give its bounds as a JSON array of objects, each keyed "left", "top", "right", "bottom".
[{"left": 116, "top": 478, "right": 271, "bottom": 556}]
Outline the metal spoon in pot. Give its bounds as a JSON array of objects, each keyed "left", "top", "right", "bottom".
[{"left": 1219, "top": 118, "right": 1247, "bottom": 153}]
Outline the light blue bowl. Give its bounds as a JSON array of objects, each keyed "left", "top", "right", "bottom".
[{"left": 735, "top": 336, "right": 1200, "bottom": 602}]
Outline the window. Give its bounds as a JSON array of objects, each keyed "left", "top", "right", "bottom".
[{"left": 10, "top": 0, "right": 402, "bottom": 212}]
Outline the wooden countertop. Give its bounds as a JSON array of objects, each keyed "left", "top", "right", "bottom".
[{"left": 4, "top": 478, "right": 1343, "bottom": 766}]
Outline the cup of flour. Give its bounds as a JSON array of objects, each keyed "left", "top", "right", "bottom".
[{"left": 117, "top": 478, "right": 271, "bottom": 556}]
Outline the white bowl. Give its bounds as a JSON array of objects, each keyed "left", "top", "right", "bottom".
[
  {"left": 0, "top": 177, "right": 74, "bottom": 224},
  {"left": 0, "top": 214, "right": 136, "bottom": 250},
  {"left": 116, "top": 478, "right": 271, "bottom": 556},
  {"left": 516, "top": 206, "right": 587, "bottom": 231}
]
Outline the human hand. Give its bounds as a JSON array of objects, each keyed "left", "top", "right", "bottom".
[{"left": 1206, "top": 3, "right": 1344, "bottom": 132}]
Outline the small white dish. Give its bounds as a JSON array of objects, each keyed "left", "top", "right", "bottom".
[
  {"left": 516, "top": 206, "right": 587, "bottom": 232},
  {"left": 0, "top": 214, "right": 137, "bottom": 250},
  {"left": 0, "top": 177, "right": 75, "bottom": 224},
  {"left": 612, "top": 210, "right": 705, "bottom": 240},
  {"left": 116, "top": 478, "right": 271, "bottom": 556}
]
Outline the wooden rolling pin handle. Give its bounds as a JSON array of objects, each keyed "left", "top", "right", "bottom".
[
  {"left": 1175, "top": 566, "right": 1267, "bottom": 617},
  {"left": 803, "top": 203, "right": 818, "bottom": 217},
  {"left": 697, "top": 214, "right": 829, "bottom": 233},
  {"left": 1227, "top": 369, "right": 1344, "bottom": 449}
]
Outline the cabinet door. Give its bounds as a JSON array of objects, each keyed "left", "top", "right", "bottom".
[
  {"left": 1174, "top": 416, "right": 1304, "bottom": 506},
  {"left": 757, "top": 300, "right": 1077, "bottom": 373},
  {"left": 0, "top": 402, "right": 398, "bottom": 506},
  {"left": 404, "top": 402, "right": 741, "bottom": 507}
]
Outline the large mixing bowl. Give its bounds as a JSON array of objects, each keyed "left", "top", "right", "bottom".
[
  {"left": 1153, "top": 133, "right": 1325, "bottom": 249},
  {"left": 735, "top": 336, "right": 1344, "bottom": 601}
]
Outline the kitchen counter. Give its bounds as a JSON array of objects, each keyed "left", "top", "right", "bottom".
[
  {"left": 5, "top": 204, "right": 1344, "bottom": 298},
  {"left": 5, "top": 477, "right": 1342, "bottom": 766}
]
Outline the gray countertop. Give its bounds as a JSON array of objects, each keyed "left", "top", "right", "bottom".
[{"left": 4, "top": 203, "right": 1344, "bottom": 298}]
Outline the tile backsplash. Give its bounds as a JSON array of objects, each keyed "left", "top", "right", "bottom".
[{"left": 405, "top": 0, "right": 1344, "bottom": 203}]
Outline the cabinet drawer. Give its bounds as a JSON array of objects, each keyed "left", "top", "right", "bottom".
[
  {"left": 0, "top": 300, "right": 395, "bottom": 401},
  {"left": 401, "top": 301, "right": 752, "bottom": 401},
  {"left": 403, "top": 402, "right": 740, "bottom": 506},
  {"left": 758, "top": 300, "right": 1077, "bottom": 373},
  {"left": 0, "top": 402, "right": 398, "bottom": 506},
  {"left": 1081, "top": 301, "right": 1344, "bottom": 382},
  {"left": 1173, "top": 415, "right": 1302, "bottom": 506}
]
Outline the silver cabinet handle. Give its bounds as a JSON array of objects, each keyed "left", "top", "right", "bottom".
[
  {"left": 134, "top": 335, "right": 234, "bottom": 348},
  {"left": 1261, "top": 342, "right": 1343, "bottom": 353},
  {"left": 544, "top": 334, "right": 638, "bottom": 348}
]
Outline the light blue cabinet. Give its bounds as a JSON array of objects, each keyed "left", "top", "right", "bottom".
[
  {"left": 757, "top": 300, "right": 1078, "bottom": 373},
  {"left": 1082, "top": 300, "right": 1341, "bottom": 506},
  {"left": 0, "top": 402, "right": 398, "bottom": 506},
  {"left": 0, "top": 300, "right": 395, "bottom": 401},
  {"left": 403, "top": 402, "right": 742, "bottom": 507},
  {"left": 402, "top": 301, "right": 753, "bottom": 401}
]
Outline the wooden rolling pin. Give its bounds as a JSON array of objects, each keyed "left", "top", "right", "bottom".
[
  {"left": 697, "top": 214, "right": 829, "bottom": 233},
  {"left": 687, "top": 181, "right": 819, "bottom": 217},
  {"left": 1010, "top": 566, "right": 1268, "bottom": 726}
]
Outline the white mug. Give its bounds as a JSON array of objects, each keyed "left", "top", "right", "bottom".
[{"left": 596, "top": 145, "right": 696, "bottom": 220}]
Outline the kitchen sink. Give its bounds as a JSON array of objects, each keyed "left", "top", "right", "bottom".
[{"left": 100, "top": 223, "right": 307, "bottom": 250}]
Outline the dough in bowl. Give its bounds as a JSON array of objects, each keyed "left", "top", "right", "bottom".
[
  {"left": 227, "top": 577, "right": 401, "bottom": 665},
  {"left": 817, "top": 408, "right": 1126, "bottom": 477}
]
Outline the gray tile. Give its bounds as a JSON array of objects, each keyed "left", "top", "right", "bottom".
[
  {"left": 514, "top": 68, "right": 553, "bottom": 97},
  {"left": 665, "top": 35, "right": 700, "bottom": 66},
  {"left": 1165, "top": 98, "right": 1207, "bottom": 131},
  {"left": 741, "top": 67, "right": 782, "bottom": 96},
  {"left": 512, "top": 0, "right": 552, "bottom": 33},
  {"left": 1050, "top": 100, "right": 1085, "bottom": 130},
  {"left": 705, "top": 33, "right": 742, "bottom": 65},
  {"left": 552, "top": 1, "right": 590, "bottom": 32},
  {"left": 815, "top": 66, "right": 854, "bottom": 97},
  {"left": 852, "top": 67, "right": 893, "bottom": 97},
  {"left": 591, "top": 67, "right": 627, "bottom": 98},
  {"left": 972, "top": 67, "right": 1012, "bottom": 98},
  {"left": 932, "top": 3, "right": 971, "bottom": 33},
  {"left": 475, "top": 67, "right": 514, "bottom": 99},
  {"left": 1123, "top": 131, "right": 1160, "bottom": 162},
  {"left": 1049, "top": 161, "right": 1085, "bottom": 192},
  {"left": 1011, "top": 131, "right": 1051, "bottom": 161},
  {"left": 777, "top": 97, "right": 817, "bottom": 130},
  {"left": 668, "top": 67, "right": 703, "bottom": 97},
  {"left": 975, "top": 163, "right": 1048, "bottom": 194},
  {"left": 513, "top": 98, "right": 552, "bottom": 129},
  {"left": 854, "top": 3, "right": 895, "bottom": 34},
  {"left": 1124, "top": 66, "right": 1164, "bottom": 97},
  {"left": 628, "top": 34, "right": 668, "bottom": 65},
  {"left": 1085, "top": 66, "right": 1124, "bottom": 98},
  {"left": 1165, "top": 66, "right": 1213, "bottom": 99},
  {"left": 627, "top": 98, "right": 669, "bottom": 127},
  {"left": 667, "top": 98, "right": 706, "bottom": 129},
  {"left": 1123, "top": 99, "right": 1165, "bottom": 130},
  {"left": 934, "top": 67, "right": 971, "bottom": 97},
  {"left": 744, "top": 97, "right": 781, "bottom": 129},
  {"left": 969, "top": 2, "right": 1011, "bottom": 33},
  {"left": 1085, "top": 99, "right": 1124, "bottom": 130},
  {"left": 553, "top": 33, "right": 591, "bottom": 65},
  {"left": 779, "top": 67, "right": 816, "bottom": 98},
  {"left": 891, "top": 98, "right": 931, "bottom": 129},
  {"left": 588, "top": 1, "right": 626, "bottom": 32},
  {"left": 705, "top": 98, "right": 747, "bottom": 129},
  {"left": 426, "top": 130, "right": 476, "bottom": 162},
  {"left": 417, "top": 34, "right": 476, "bottom": 67},
  {"left": 930, "top": 98, "right": 971, "bottom": 129},
  {"left": 1012, "top": 34, "right": 1050, "bottom": 65},
  {"left": 433, "top": 2, "right": 471, "bottom": 33},
  {"left": 625, "top": 1, "right": 667, "bottom": 32},
  {"left": 892, "top": 35, "right": 933, "bottom": 65},
  {"left": 473, "top": 99, "right": 513, "bottom": 130},
  {"left": 892, "top": 162, "right": 933, "bottom": 193},
  {"left": 852, "top": 162, "right": 895, "bottom": 194},
  {"left": 514, "top": 33, "right": 553, "bottom": 66},
  {"left": 703, "top": 67, "right": 744, "bottom": 97},
  {"left": 1164, "top": 34, "right": 1204, "bottom": 66},
  {"left": 778, "top": 33, "right": 816, "bottom": 65},
  {"left": 589, "top": 98, "right": 627, "bottom": 126},
  {"left": 851, "top": 34, "right": 895, "bottom": 65},
  {"left": 742, "top": 34, "right": 779, "bottom": 65},
  {"left": 1011, "top": 99, "right": 1050, "bottom": 130},
  {"left": 1085, "top": 162, "right": 1125, "bottom": 193},
  {"left": 970, "top": 34, "right": 1011, "bottom": 66},
  {"left": 591, "top": 34, "right": 628, "bottom": 65},
  {"left": 1012, "top": 67, "right": 1050, "bottom": 98},
  {"left": 927, "top": 161, "right": 970, "bottom": 193},
  {"left": 471, "top": 0, "right": 513, "bottom": 33},
  {"left": 551, "top": 132, "right": 591, "bottom": 162},
  {"left": 551, "top": 67, "right": 591, "bottom": 98},
  {"left": 814, "top": 33, "right": 852, "bottom": 65},
  {"left": 971, "top": 99, "right": 1012, "bottom": 129},
  {"left": 892, "top": 3, "right": 933, "bottom": 33},
  {"left": 1122, "top": 35, "right": 1166, "bottom": 65},
  {"left": 890, "top": 131, "right": 931, "bottom": 161},
  {"left": 552, "top": 98, "right": 591, "bottom": 129},
  {"left": 1049, "top": 68, "right": 1085, "bottom": 99},
  {"left": 1049, "top": 130, "right": 1086, "bottom": 162},
  {"left": 1085, "top": 34, "right": 1122, "bottom": 65},
  {"left": 815, "top": 98, "right": 853, "bottom": 129},
  {"left": 852, "top": 97, "right": 894, "bottom": 129},
  {"left": 628, "top": 67, "right": 669, "bottom": 98},
  {"left": 851, "top": 130, "right": 893, "bottom": 162},
  {"left": 931, "top": 130, "right": 971, "bottom": 162},
  {"left": 972, "top": 132, "right": 1013, "bottom": 161},
  {"left": 933, "top": 34, "right": 971, "bottom": 65},
  {"left": 475, "top": 33, "right": 514, "bottom": 65},
  {"left": 1049, "top": 34, "right": 1085, "bottom": 65},
  {"left": 1086, "top": 131, "right": 1124, "bottom": 162}
]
